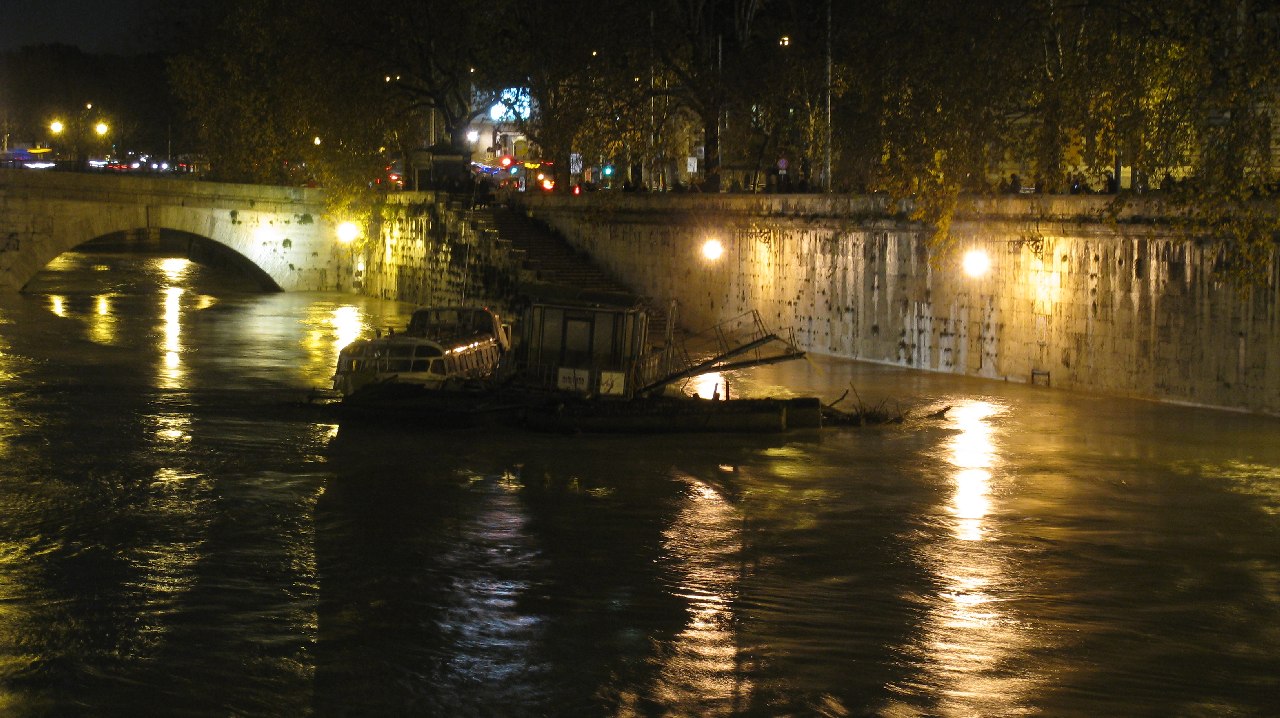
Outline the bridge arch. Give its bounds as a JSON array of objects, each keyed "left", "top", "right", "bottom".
[
  {"left": 0, "top": 169, "right": 346, "bottom": 292},
  {"left": 67, "top": 228, "right": 282, "bottom": 291}
]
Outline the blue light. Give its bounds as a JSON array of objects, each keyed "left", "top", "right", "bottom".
[{"left": 489, "top": 88, "right": 532, "bottom": 122}]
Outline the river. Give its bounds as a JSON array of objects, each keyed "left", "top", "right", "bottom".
[{"left": 0, "top": 250, "right": 1278, "bottom": 716}]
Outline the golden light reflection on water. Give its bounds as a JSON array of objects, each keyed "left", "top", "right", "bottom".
[
  {"left": 885, "top": 399, "right": 1047, "bottom": 716},
  {"left": 88, "top": 294, "right": 117, "bottom": 344},
  {"left": 647, "top": 473, "right": 752, "bottom": 714},
  {"left": 159, "top": 286, "right": 184, "bottom": 388},
  {"left": 159, "top": 257, "right": 191, "bottom": 282},
  {"left": 0, "top": 538, "right": 40, "bottom": 686},
  {"left": 690, "top": 372, "right": 726, "bottom": 399},
  {"left": 152, "top": 413, "right": 192, "bottom": 444},
  {"left": 949, "top": 402, "right": 997, "bottom": 542},
  {"left": 130, "top": 466, "right": 212, "bottom": 651},
  {"left": 297, "top": 304, "right": 379, "bottom": 386}
]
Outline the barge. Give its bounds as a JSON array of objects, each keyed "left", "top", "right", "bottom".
[{"left": 329, "top": 289, "right": 816, "bottom": 433}]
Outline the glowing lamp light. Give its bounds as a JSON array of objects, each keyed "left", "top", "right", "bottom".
[
  {"left": 336, "top": 221, "right": 360, "bottom": 244},
  {"left": 540, "top": 178, "right": 555, "bottom": 191},
  {"left": 94, "top": 122, "right": 109, "bottom": 136},
  {"left": 313, "top": 136, "right": 322, "bottom": 146},
  {"left": 702, "top": 238, "right": 725, "bottom": 261},
  {"left": 49, "top": 120, "right": 65, "bottom": 134},
  {"left": 962, "top": 249, "right": 991, "bottom": 278},
  {"left": 466, "top": 130, "right": 480, "bottom": 143}
]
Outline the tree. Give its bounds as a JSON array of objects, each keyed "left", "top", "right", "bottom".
[{"left": 167, "top": 0, "right": 315, "bottom": 184}]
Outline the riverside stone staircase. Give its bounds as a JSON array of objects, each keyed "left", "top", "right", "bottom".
[{"left": 481, "top": 203, "right": 671, "bottom": 345}]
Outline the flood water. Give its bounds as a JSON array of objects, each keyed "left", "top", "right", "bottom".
[{"left": 1, "top": 251, "right": 1278, "bottom": 716}]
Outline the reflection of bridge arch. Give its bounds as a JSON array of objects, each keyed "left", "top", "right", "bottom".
[
  {"left": 0, "top": 169, "right": 345, "bottom": 292},
  {"left": 80, "top": 229, "right": 281, "bottom": 290}
]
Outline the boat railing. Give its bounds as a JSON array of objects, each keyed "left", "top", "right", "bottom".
[{"left": 633, "top": 309, "right": 805, "bottom": 396}]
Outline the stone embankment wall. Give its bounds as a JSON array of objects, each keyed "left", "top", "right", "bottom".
[
  {"left": 512, "top": 193, "right": 1280, "bottom": 414},
  {"left": 351, "top": 193, "right": 524, "bottom": 318}
]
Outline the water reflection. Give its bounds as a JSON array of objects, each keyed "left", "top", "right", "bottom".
[
  {"left": 949, "top": 402, "right": 997, "bottom": 541},
  {"left": 690, "top": 372, "right": 727, "bottom": 400},
  {"left": 887, "top": 399, "right": 1047, "bottom": 716},
  {"left": 160, "top": 286, "right": 184, "bottom": 386},
  {"left": 438, "top": 473, "right": 542, "bottom": 689},
  {"left": 88, "top": 294, "right": 117, "bottom": 344},
  {"left": 648, "top": 472, "right": 752, "bottom": 715},
  {"left": 298, "top": 304, "right": 379, "bottom": 388}
]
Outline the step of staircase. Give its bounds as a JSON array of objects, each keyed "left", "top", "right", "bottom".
[{"left": 484, "top": 203, "right": 671, "bottom": 346}]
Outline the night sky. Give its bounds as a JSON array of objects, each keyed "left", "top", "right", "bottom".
[{"left": 0, "top": 0, "right": 151, "bottom": 53}]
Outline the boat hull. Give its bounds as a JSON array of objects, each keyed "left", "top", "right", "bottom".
[{"left": 336, "top": 383, "right": 822, "bottom": 434}]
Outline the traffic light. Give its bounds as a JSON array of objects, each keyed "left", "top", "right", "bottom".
[
  {"left": 499, "top": 155, "right": 514, "bottom": 169},
  {"left": 602, "top": 165, "right": 614, "bottom": 177}
]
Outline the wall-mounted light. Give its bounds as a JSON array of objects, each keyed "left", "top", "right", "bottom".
[
  {"left": 962, "top": 249, "right": 990, "bottom": 278},
  {"left": 702, "top": 238, "right": 724, "bottom": 261},
  {"left": 336, "top": 221, "right": 360, "bottom": 244}
]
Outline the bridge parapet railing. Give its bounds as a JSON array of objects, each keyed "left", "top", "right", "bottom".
[{"left": 0, "top": 167, "right": 325, "bottom": 212}]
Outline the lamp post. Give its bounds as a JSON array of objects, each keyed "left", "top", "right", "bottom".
[{"left": 49, "top": 102, "right": 109, "bottom": 170}]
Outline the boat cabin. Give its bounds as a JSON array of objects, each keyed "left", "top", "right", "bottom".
[
  {"left": 515, "top": 297, "right": 650, "bottom": 397},
  {"left": 332, "top": 306, "right": 509, "bottom": 397}
]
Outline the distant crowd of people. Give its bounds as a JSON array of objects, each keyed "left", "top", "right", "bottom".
[{"left": 1004, "top": 170, "right": 1186, "bottom": 195}]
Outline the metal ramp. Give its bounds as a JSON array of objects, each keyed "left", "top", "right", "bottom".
[{"left": 635, "top": 310, "right": 805, "bottom": 396}]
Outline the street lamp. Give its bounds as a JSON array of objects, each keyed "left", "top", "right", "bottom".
[
  {"left": 48, "top": 103, "right": 110, "bottom": 169},
  {"left": 336, "top": 221, "right": 360, "bottom": 244},
  {"left": 702, "top": 238, "right": 725, "bottom": 261},
  {"left": 962, "top": 249, "right": 991, "bottom": 278}
]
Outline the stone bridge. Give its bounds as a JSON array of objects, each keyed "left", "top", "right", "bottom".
[{"left": 0, "top": 168, "right": 346, "bottom": 292}]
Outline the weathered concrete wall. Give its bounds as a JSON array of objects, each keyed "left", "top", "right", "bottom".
[
  {"left": 349, "top": 193, "right": 524, "bottom": 318},
  {"left": 515, "top": 193, "right": 1280, "bottom": 414},
  {"left": 0, "top": 169, "right": 341, "bottom": 291}
]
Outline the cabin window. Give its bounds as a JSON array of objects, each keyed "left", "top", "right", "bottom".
[
  {"left": 430, "top": 359, "right": 444, "bottom": 375},
  {"left": 593, "top": 314, "right": 618, "bottom": 365},
  {"left": 563, "top": 318, "right": 592, "bottom": 367},
  {"left": 539, "top": 309, "right": 562, "bottom": 366}
]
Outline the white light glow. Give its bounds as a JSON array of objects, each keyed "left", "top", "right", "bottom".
[
  {"left": 701, "top": 239, "right": 724, "bottom": 261},
  {"left": 488, "top": 88, "right": 532, "bottom": 122},
  {"left": 159, "top": 258, "right": 191, "bottom": 282},
  {"left": 336, "top": 222, "right": 360, "bottom": 244},
  {"left": 962, "top": 249, "right": 991, "bottom": 278}
]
